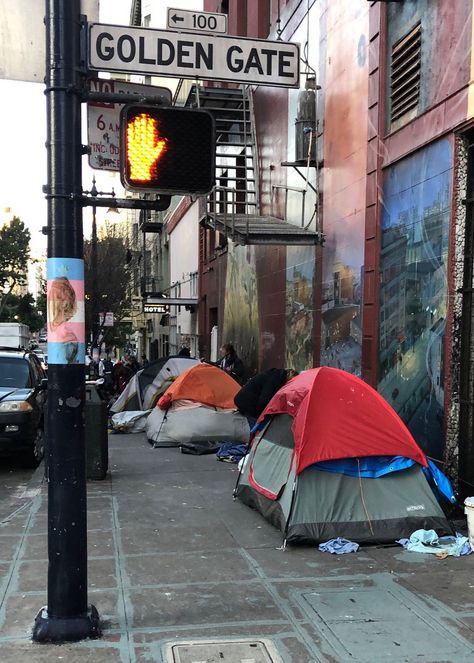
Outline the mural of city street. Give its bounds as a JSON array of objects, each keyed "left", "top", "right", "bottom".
[
  {"left": 319, "top": 224, "right": 364, "bottom": 376},
  {"left": 285, "top": 246, "right": 315, "bottom": 371},
  {"left": 378, "top": 138, "right": 451, "bottom": 459},
  {"left": 222, "top": 243, "right": 259, "bottom": 375}
]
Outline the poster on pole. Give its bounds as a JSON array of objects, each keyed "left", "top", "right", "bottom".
[{"left": 47, "top": 258, "right": 85, "bottom": 365}]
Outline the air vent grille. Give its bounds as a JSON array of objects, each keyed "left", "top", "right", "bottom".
[{"left": 390, "top": 23, "right": 421, "bottom": 124}]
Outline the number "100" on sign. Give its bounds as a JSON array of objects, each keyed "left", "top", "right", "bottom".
[{"left": 167, "top": 8, "right": 228, "bottom": 35}]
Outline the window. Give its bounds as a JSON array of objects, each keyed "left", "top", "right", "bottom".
[
  {"left": 390, "top": 23, "right": 421, "bottom": 130},
  {"left": 0, "top": 358, "right": 30, "bottom": 388},
  {"left": 190, "top": 272, "right": 198, "bottom": 298}
]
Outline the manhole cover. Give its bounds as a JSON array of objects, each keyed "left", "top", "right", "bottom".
[{"left": 165, "top": 638, "right": 281, "bottom": 663}]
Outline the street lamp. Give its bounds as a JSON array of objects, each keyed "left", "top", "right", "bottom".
[{"left": 82, "top": 177, "right": 117, "bottom": 366}]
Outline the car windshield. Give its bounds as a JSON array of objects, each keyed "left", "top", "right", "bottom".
[{"left": 0, "top": 358, "right": 31, "bottom": 388}]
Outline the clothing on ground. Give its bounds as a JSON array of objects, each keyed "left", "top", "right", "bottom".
[
  {"left": 318, "top": 538, "right": 360, "bottom": 554},
  {"left": 396, "top": 529, "right": 472, "bottom": 556},
  {"left": 216, "top": 442, "right": 248, "bottom": 464}
]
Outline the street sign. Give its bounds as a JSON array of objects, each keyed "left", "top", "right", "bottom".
[
  {"left": 88, "top": 23, "right": 300, "bottom": 88},
  {"left": 0, "top": 0, "right": 98, "bottom": 83},
  {"left": 87, "top": 78, "right": 172, "bottom": 171},
  {"left": 166, "top": 7, "right": 227, "bottom": 34},
  {"left": 144, "top": 303, "right": 169, "bottom": 314},
  {"left": 98, "top": 312, "right": 114, "bottom": 326}
]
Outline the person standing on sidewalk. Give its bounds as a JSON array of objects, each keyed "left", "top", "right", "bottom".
[
  {"left": 112, "top": 360, "right": 134, "bottom": 395},
  {"left": 218, "top": 343, "right": 245, "bottom": 384}
]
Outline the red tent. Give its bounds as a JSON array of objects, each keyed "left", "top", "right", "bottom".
[{"left": 259, "top": 367, "right": 427, "bottom": 474}]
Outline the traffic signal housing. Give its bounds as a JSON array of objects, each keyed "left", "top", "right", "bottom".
[{"left": 120, "top": 105, "right": 215, "bottom": 195}]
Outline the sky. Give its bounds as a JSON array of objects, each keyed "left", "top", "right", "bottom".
[{"left": 0, "top": 0, "right": 202, "bottom": 289}]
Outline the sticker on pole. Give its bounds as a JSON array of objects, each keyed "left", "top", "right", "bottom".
[{"left": 47, "top": 258, "right": 85, "bottom": 365}]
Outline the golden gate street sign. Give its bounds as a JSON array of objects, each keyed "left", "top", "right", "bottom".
[{"left": 88, "top": 23, "right": 300, "bottom": 88}]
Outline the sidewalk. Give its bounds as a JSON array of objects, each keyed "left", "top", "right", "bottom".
[{"left": 1, "top": 432, "right": 474, "bottom": 662}]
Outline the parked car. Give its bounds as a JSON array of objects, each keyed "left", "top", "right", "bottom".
[{"left": 0, "top": 348, "right": 47, "bottom": 467}]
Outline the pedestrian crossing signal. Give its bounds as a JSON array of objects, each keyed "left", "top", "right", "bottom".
[{"left": 120, "top": 105, "right": 215, "bottom": 195}]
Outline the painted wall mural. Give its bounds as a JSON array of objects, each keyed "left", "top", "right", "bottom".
[
  {"left": 319, "top": 0, "right": 368, "bottom": 377},
  {"left": 222, "top": 243, "right": 259, "bottom": 376},
  {"left": 377, "top": 138, "right": 452, "bottom": 459},
  {"left": 285, "top": 246, "right": 315, "bottom": 371}
]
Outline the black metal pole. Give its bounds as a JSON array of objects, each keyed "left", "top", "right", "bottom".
[
  {"left": 91, "top": 202, "right": 99, "bottom": 358},
  {"left": 33, "top": 0, "right": 100, "bottom": 642}
]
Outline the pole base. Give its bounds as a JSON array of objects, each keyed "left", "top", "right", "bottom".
[{"left": 32, "top": 605, "right": 101, "bottom": 643}]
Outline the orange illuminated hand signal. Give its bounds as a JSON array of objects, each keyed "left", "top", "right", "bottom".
[{"left": 127, "top": 113, "right": 167, "bottom": 182}]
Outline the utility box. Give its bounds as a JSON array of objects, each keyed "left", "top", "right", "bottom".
[
  {"left": 295, "top": 77, "right": 316, "bottom": 162},
  {"left": 85, "top": 384, "right": 108, "bottom": 480}
]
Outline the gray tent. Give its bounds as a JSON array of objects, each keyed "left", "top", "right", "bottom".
[
  {"left": 235, "top": 413, "right": 453, "bottom": 545},
  {"left": 110, "top": 356, "right": 199, "bottom": 413}
]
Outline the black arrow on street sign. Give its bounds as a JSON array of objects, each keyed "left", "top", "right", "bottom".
[{"left": 171, "top": 14, "right": 184, "bottom": 23}]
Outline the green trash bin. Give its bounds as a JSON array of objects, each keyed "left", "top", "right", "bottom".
[{"left": 85, "top": 383, "right": 109, "bottom": 480}]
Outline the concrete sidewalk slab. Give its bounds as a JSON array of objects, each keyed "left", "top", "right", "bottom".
[{"left": 0, "top": 432, "right": 473, "bottom": 662}]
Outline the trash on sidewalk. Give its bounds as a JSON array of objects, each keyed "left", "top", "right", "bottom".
[
  {"left": 110, "top": 410, "right": 151, "bottom": 433},
  {"left": 216, "top": 442, "right": 248, "bottom": 464},
  {"left": 319, "top": 538, "right": 359, "bottom": 554},
  {"left": 464, "top": 496, "right": 474, "bottom": 551},
  {"left": 180, "top": 440, "right": 222, "bottom": 455},
  {"left": 396, "top": 529, "right": 472, "bottom": 556}
]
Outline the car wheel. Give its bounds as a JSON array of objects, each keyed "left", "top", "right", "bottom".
[{"left": 21, "top": 427, "right": 45, "bottom": 469}]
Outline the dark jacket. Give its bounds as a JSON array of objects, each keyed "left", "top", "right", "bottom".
[
  {"left": 219, "top": 352, "right": 245, "bottom": 384},
  {"left": 234, "top": 368, "right": 287, "bottom": 419},
  {"left": 112, "top": 362, "right": 133, "bottom": 394}
]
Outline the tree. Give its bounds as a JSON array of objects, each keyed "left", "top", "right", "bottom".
[
  {"left": 36, "top": 278, "right": 47, "bottom": 321},
  {"left": 84, "top": 233, "right": 131, "bottom": 349},
  {"left": 0, "top": 292, "right": 44, "bottom": 332},
  {"left": 0, "top": 217, "right": 31, "bottom": 317}
]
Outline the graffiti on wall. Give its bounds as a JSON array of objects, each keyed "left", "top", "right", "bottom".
[
  {"left": 285, "top": 246, "right": 315, "bottom": 370},
  {"left": 223, "top": 243, "right": 259, "bottom": 376},
  {"left": 378, "top": 138, "right": 451, "bottom": 459}
]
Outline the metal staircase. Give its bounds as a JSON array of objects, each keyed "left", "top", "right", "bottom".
[{"left": 185, "top": 84, "right": 320, "bottom": 246}]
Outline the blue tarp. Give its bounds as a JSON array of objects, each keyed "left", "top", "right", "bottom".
[
  {"left": 309, "top": 455, "right": 415, "bottom": 478},
  {"left": 309, "top": 456, "right": 456, "bottom": 504}
]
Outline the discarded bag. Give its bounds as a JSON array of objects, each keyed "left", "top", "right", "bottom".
[{"left": 111, "top": 410, "right": 151, "bottom": 434}]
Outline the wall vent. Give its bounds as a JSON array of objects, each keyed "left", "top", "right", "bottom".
[{"left": 390, "top": 23, "right": 421, "bottom": 126}]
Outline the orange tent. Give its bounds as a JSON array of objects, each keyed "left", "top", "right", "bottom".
[{"left": 158, "top": 363, "right": 240, "bottom": 410}]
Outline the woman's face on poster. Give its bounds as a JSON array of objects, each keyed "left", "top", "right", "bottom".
[{"left": 48, "top": 277, "right": 77, "bottom": 327}]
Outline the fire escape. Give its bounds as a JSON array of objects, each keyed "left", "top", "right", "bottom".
[{"left": 184, "top": 83, "right": 321, "bottom": 246}]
